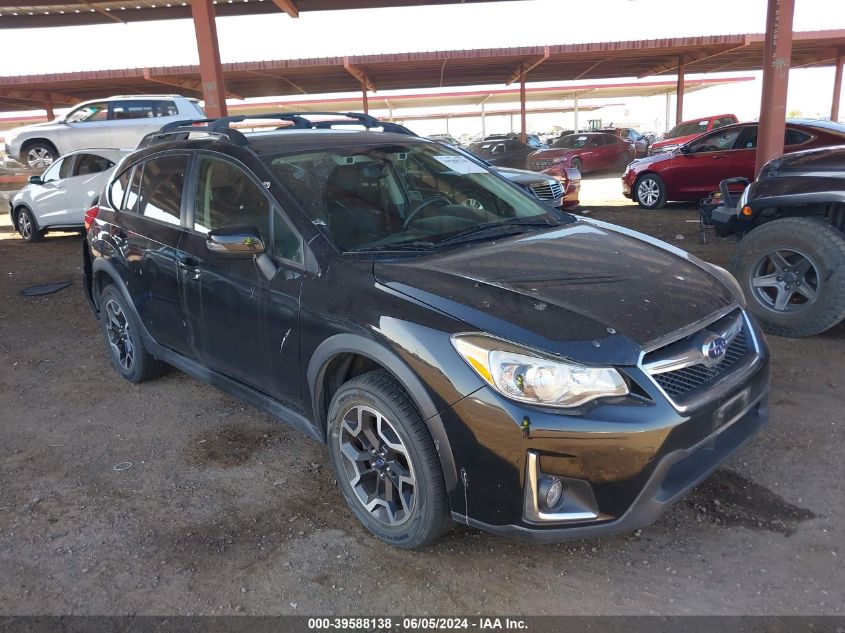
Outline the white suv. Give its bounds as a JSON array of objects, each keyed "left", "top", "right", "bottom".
[{"left": 4, "top": 95, "right": 204, "bottom": 168}]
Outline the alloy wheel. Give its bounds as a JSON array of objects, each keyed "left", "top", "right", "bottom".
[
  {"left": 26, "top": 147, "right": 54, "bottom": 169},
  {"left": 18, "top": 212, "right": 32, "bottom": 240},
  {"left": 751, "top": 248, "right": 819, "bottom": 313},
  {"left": 104, "top": 298, "right": 135, "bottom": 371},
  {"left": 337, "top": 404, "right": 416, "bottom": 527},
  {"left": 637, "top": 177, "right": 660, "bottom": 207}
]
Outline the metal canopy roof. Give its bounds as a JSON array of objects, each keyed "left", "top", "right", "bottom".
[
  {"left": 0, "top": 31, "right": 839, "bottom": 112},
  {"left": 0, "top": 0, "right": 517, "bottom": 27}
]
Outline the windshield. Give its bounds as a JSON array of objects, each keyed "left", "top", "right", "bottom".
[
  {"left": 263, "top": 141, "right": 564, "bottom": 252},
  {"left": 665, "top": 120, "right": 709, "bottom": 139},
  {"left": 552, "top": 135, "right": 599, "bottom": 149}
]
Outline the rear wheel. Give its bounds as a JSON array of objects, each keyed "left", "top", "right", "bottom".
[
  {"left": 730, "top": 217, "right": 845, "bottom": 337},
  {"left": 634, "top": 173, "right": 667, "bottom": 209},
  {"left": 99, "top": 285, "right": 164, "bottom": 382},
  {"left": 327, "top": 370, "right": 451, "bottom": 549},
  {"left": 16, "top": 208, "right": 43, "bottom": 242}
]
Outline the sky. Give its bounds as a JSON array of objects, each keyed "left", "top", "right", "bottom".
[{"left": 1, "top": 0, "right": 844, "bottom": 135}]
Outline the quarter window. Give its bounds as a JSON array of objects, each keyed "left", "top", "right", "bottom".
[
  {"left": 109, "top": 168, "right": 132, "bottom": 210},
  {"left": 785, "top": 128, "right": 812, "bottom": 146}
]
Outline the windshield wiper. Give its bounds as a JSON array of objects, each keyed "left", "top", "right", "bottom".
[
  {"left": 436, "top": 216, "right": 559, "bottom": 247},
  {"left": 345, "top": 240, "right": 436, "bottom": 254}
]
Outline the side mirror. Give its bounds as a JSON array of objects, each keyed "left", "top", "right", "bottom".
[
  {"left": 206, "top": 225, "right": 266, "bottom": 256},
  {"left": 28, "top": 176, "right": 44, "bottom": 185},
  {"left": 680, "top": 145, "right": 692, "bottom": 154}
]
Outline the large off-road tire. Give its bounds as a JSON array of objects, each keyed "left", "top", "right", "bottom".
[
  {"left": 634, "top": 173, "right": 667, "bottom": 209},
  {"left": 327, "top": 369, "right": 451, "bottom": 549},
  {"left": 99, "top": 285, "right": 165, "bottom": 383},
  {"left": 730, "top": 217, "right": 845, "bottom": 337}
]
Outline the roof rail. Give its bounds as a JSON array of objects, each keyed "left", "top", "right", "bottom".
[{"left": 138, "top": 111, "right": 417, "bottom": 151}]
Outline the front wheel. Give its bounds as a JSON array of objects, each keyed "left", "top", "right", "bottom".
[
  {"left": 634, "top": 174, "right": 667, "bottom": 209},
  {"left": 327, "top": 370, "right": 451, "bottom": 549},
  {"left": 16, "top": 208, "right": 43, "bottom": 242},
  {"left": 730, "top": 217, "right": 845, "bottom": 337}
]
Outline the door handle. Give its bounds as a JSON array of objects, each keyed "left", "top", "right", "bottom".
[{"left": 712, "top": 155, "right": 727, "bottom": 160}]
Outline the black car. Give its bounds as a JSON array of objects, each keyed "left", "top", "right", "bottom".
[
  {"left": 711, "top": 145, "right": 845, "bottom": 337},
  {"left": 83, "top": 112, "right": 770, "bottom": 549},
  {"left": 467, "top": 138, "right": 535, "bottom": 169}
]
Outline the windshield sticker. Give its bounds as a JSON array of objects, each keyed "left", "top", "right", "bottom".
[
  {"left": 434, "top": 156, "right": 487, "bottom": 174},
  {"left": 433, "top": 155, "right": 488, "bottom": 174}
]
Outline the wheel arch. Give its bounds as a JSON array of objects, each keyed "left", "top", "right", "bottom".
[
  {"left": 307, "top": 333, "right": 458, "bottom": 493},
  {"left": 20, "top": 137, "right": 60, "bottom": 157}
]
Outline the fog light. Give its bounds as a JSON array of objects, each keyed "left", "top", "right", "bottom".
[
  {"left": 546, "top": 478, "right": 563, "bottom": 508},
  {"left": 741, "top": 205, "right": 753, "bottom": 216}
]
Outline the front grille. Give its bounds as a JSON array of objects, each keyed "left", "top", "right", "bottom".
[
  {"left": 652, "top": 330, "right": 748, "bottom": 399},
  {"left": 529, "top": 181, "right": 564, "bottom": 200},
  {"left": 641, "top": 310, "right": 758, "bottom": 407}
]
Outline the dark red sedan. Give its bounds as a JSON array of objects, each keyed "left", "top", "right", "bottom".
[
  {"left": 622, "top": 119, "right": 845, "bottom": 208},
  {"left": 528, "top": 132, "right": 635, "bottom": 176}
]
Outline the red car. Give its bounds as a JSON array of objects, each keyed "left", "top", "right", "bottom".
[
  {"left": 603, "top": 127, "right": 650, "bottom": 157},
  {"left": 528, "top": 132, "right": 635, "bottom": 176},
  {"left": 649, "top": 114, "right": 739, "bottom": 155},
  {"left": 622, "top": 119, "right": 845, "bottom": 208}
]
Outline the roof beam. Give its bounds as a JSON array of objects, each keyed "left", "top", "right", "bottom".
[
  {"left": 142, "top": 69, "right": 243, "bottom": 100},
  {"left": 790, "top": 47, "right": 842, "bottom": 68},
  {"left": 272, "top": 0, "right": 298, "bottom": 17},
  {"left": 0, "top": 89, "right": 81, "bottom": 106},
  {"left": 505, "top": 47, "right": 549, "bottom": 85},
  {"left": 638, "top": 43, "right": 749, "bottom": 78},
  {"left": 343, "top": 58, "right": 376, "bottom": 92},
  {"left": 74, "top": 0, "right": 124, "bottom": 23},
  {"left": 245, "top": 69, "right": 308, "bottom": 95},
  {"left": 574, "top": 59, "right": 603, "bottom": 81}
]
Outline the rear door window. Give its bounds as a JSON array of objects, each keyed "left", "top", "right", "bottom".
[
  {"left": 110, "top": 100, "right": 158, "bottom": 120},
  {"left": 74, "top": 153, "right": 115, "bottom": 177}
]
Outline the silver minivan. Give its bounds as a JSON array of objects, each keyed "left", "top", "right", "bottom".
[{"left": 3, "top": 95, "right": 204, "bottom": 168}]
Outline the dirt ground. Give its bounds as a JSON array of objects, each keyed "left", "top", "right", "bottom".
[{"left": 0, "top": 177, "right": 843, "bottom": 616}]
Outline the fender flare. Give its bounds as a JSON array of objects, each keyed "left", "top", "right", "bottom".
[
  {"left": 307, "top": 333, "right": 458, "bottom": 493},
  {"left": 90, "top": 257, "right": 134, "bottom": 317}
]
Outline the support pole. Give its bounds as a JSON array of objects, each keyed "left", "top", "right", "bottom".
[
  {"left": 361, "top": 84, "right": 369, "bottom": 114},
  {"left": 665, "top": 92, "right": 671, "bottom": 131},
  {"left": 191, "top": 0, "right": 227, "bottom": 118},
  {"left": 43, "top": 99, "right": 54, "bottom": 121},
  {"left": 675, "top": 58, "right": 685, "bottom": 125},
  {"left": 446, "top": 117, "right": 450, "bottom": 135},
  {"left": 573, "top": 95, "right": 579, "bottom": 133},
  {"left": 756, "top": 0, "right": 795, "bottom": 175},
  {"left": 481, "top": 103, "right": 486, "bottom": 139},
  {"left": 519, "top": 70, "right": 527, "bottom": 143},
  {"left": 832, "top": 50, "right": 844, "bottom": 122}
]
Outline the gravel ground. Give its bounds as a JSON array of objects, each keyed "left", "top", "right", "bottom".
[{"left": 0, "top": 179, "right": 843, "bottom": 616}]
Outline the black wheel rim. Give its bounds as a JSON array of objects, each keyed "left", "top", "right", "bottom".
[
  {"left": 104, "top": 298, "right": 135, "bottom": 371},
  {"left": 750, "top": 248, "right": 819, "bottom": 313},
  {"left": 337, "top": 405, "right": 416, "bottom": 527}
]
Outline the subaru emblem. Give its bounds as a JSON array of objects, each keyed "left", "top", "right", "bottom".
[{"left": 701, "top": 335, "right": 727, "bottom": 363}]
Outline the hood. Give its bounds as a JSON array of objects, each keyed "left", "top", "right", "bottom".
[
  {"left": 630, "top": 151, "right": 674, "bottom": 169},
  {"left": 494, "top": 166, "right": 554, "bottom": 186},
  {"left": 651, "top": 134, "right": 697, "bottom": 149},
  {"left": 529, "top": 148, "right": 577, "bottom": 161},
  {"left": 7, "top": 120, "right": 64, "bottom": 138},
  {"left": 760, "top": 144, "right": 845, "bottom": 178},
  {"left": 374, "top": 219, "right": 734, "bottom": 365}
]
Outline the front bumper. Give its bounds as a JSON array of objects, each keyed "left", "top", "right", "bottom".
[
  {"left": 621, "top": 169, "right": 636, "bottom": 199},
  {"left": 443, "top": 323, "right": 770, "bottom": 542}
]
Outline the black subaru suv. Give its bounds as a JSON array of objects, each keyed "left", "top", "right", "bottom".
[{"left": 82, "top": 112, "right": 770, "bottom": 549}]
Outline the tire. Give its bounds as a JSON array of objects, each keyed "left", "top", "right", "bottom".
[
  {"left": 22, "top": 141, "right": 57, "bottom": 169},
  {"left": 98, "top": 284, "right": 164, "bottom": 383},
  {"left": 570, "top": 157, "right": 583, "bottom": 174},
  {"left": 16, "top": 207, "right": 43, "bottom": 242},
  {"left": 327, "top": 369, "right": 451, "bottom": 549},
  {"left": 634, "top": 173, "right": 667, "bottom": 209},
  {"left": 730, "top": 217, "right": 845, "bottom": 337}
]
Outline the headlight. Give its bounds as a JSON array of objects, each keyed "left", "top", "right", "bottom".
[
  {"left": 451, "top": 334, "right": 628, "bottom": 408},
  {"left": 551, "top": 157, "right": 567, "bottom": 164}
]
